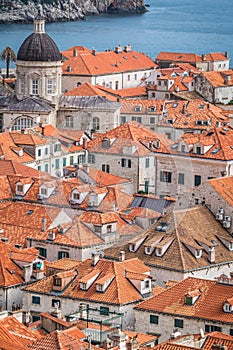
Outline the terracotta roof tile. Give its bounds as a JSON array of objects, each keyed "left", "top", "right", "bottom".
[
  {"left": 136, "top": 277, "right": 233, "bottom": 324},
  {"left": 208, "top": 176, "right": 233, "bottom": 206}
]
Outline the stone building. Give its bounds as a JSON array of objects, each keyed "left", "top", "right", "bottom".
[{"left": 134, "top": 276, "right": 233, "bottom": 343}]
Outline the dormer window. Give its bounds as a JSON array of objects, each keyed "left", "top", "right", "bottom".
[
  {"left": 223, "top": 299, "right": 233, "bottom": 313},
  {"left": 54, "top": 143, "right": 61, "bottom": 153},
  {"left": 150, "top": 106, "right": 156, "bottom": 112},
  {"left": 73, "top": 192, "right": 80, "bottom": 200},
  {"left": 41, "top": 187, "right": 47, "bottom": 196},
  {"left": 129, "top": 243, "right": 135, "bottom": 252},
  {"left": 185, "top": 289, "right": 201, "bottom": 305},
  {"left": 96, "top": 284, "right": 103, "bottom": 292},
  {"left": 102, "top": 137, "right": 111, "bottom": 149},
  {"left": 107, "top": 225, "right": 112, "bottom": 233},
  {"left": 135, "top": 106, "right": 141, "bottom": 112},
  {"left": 54, "top": 277, "right": 61, "bottom": 287},
  {"left": 94, "top": 225, "right": 102, "bottom": 233},
  {"left": 80, "top": 282, "right": 87, "bottom": 290},
  {"left": 196, "top": 146, "right": 201, "bottom": 154},
  {"left": 16, "top": 183, "right": 24, "bottom": 194},
  {"left": 196, "top": 249, "right": 202, "bottom": 258}
]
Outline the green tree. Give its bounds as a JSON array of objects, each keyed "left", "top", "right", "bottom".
[{"left": 1, "top": 46, "right": 16, "bottom": 78}]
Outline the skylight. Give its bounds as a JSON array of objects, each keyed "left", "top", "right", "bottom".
[
  {"left": 172, "top": 143, "right": 179, "bottom": 149},
  {"left": 199, "top": 104, "right": 205, "bottom": 109},
  {"left": 27, "top": 210, "right": 34, "bottom": 215},
  {"left": 211, "top": 148, "right": 220, "bottom": 154},
  {"left": 172, "top": 103, "right": 178, "bottom": 108}
]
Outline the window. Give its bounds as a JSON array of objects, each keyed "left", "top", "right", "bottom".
[
  {"left": 144, "top": 280, "right": 150, "bottom": 288},
  {"left": 41, "top": 188, "right": 47, "bottom": 196},
  {"left": 65, "top": 116, "right": 74, "bottom": 128},
  {"left": 17, "top": 184, "right": 24, "bottom": 193},
  {"left": 32, "top": 296, "right": 40, "bottom": 305},
  {"left": 145, "top": 158, "right": 150, "bottom": 168},
  {"left": 52, "top": 299, "right": 60, "bottom": 308},
  {"left": 196, "top": 146, "right": 201, "bottom": 154},
  {"left": 63, "top": 157, "right": 67, "bottom": 167},
  {"left": 45, "top": 148, "right": 48, "bottom": 155},
  {"left": 44, "top": 164, "right": 49, "bottom": 172},
  {"left": 134, "top": 74, "right": 137, "bottom": 80},
  {"left": 93, "top": 117, "right": 100, "bottom": 130},
  {"left": 32, "top": 79, "right": 38, "bottom": 95},
  {"left": 100, "top": 306, "right": 109, "bottom": 316},
  {"left": 102, "top": 164, "right": 110, "bottom": 173},
  {"left": 160, "top": 171, "right": 172, "bottom": 183},
  {"left": 94, "top": 225, "right": 101, "bottom": 233},
  {"left": 178, "top": 173, "right": 184, "bottom": 185},
  {"left": 37, "top": 166, "right": 41, "bottom": 171},
  {"left": 144, "top": 180, "right": 149, "bottom": 194},
  {"left": 107, "top": 225, "right": 112, "bottom": 233},
  {"left": 115, "top": 81, "right": 119, "bottom": 90},
  {"left": 230, "top": 329, "right": 233, "bottom": 336},
  {"left": 88, "top": 154, "right": 95, "bottom": 164},
  {"left": 181, "top": 145, "right": 186, "bottom": 152},
  {"left": 36, "top": 247, "right": 47, "bottom": 258},
  {"left": 54, "top": 277, "right": 61, "bottom": 286},
  {"left": 54, "top": 144, "right": 61, "bottom": 152},
  {"left": 121, "top": 158, "right": 131, "bottom": 168},
  {"left": 38, "top": 149, "right": 41, "bottom": 157},
  {"left": 150, "top": 315, "right": 159, "bottom": 324},
  {"left": 150, "top": 117, "right": 155, "bottom": 124},
  {"left": 132, "top": 116, "right": 141, "bottom": 123},
  {"left": 73, "top": 192, "right": 80, "bottom": 200},
  {"left": 55, "top": 159, "right": 60, "bottom": 170},
  {"left": 58, "top": 251, "right": 69, "bottom": 260},
  {"left": 166, "top": 133, "right": 171, "bottom": 139},
  {"left": 174, "top": 319, "right": 183, "bottom": 328},
  {"left": 194, "top": 175, "right": 201, "bottom": 187},
  {"left": 12, "top": 117, "right": 33, "bottom": 131},
  {"left": 70, "top": 156, "right": 74, "bottom": 166},
  {"left": 121, "top": 116, "right": 126, "bottom": 124},
  {"left": 47, "top": 79, "right": 53, "bottom": 94},
  {"left": 205, "top": 325, "right": 222, "bottom": 332},
  {"left": 128, "top": 75, "right": 130, "bottom": 81},
  {"left": 77, "top": 155, "right": 84, "bottom": 164}
]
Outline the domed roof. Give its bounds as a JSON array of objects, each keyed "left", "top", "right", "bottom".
[{"left": 17, "top": 33, "right": 61, "bottom": 62}]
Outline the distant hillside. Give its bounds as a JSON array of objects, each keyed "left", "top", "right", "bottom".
[{"left": 0, "top": 0, "right": 147, "bottom": 23}]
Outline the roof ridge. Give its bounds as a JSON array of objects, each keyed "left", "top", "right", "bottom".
[{"left": 173, "top": 212, "right": 186, "bottom": 271}]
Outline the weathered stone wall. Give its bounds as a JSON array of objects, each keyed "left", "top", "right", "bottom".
[{"left": 0, "top": 0, "right": 147, "bottom": 23}]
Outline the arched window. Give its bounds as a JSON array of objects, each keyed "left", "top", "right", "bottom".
[
  {"left": 11, "top": 116, "right": 33, "bottom": 131},
  {"left": 93, "top": 117, "right": 100, "bottom": 130}
]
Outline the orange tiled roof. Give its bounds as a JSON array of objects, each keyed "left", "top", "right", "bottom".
[
  {"left": 24, "top": 258, "right": 151, "bottom": 305},
  {"left": 87, "top": 122, "right": 172, "bottom": 156},
  {"left": 201, "top": 70, "right": 233, "bottom": 87},
  {"left": 62, "top": 48, "right": 157, "bottom": 76},
  {"left": 207, "top": 176, "right": 233, "bottom": 207},
  {"left": 0, "top": 160, "right": 40, "bottom": 177},
  {"left": 136, "top": 276, "right": 233, "bottom": 323},
  {"left": 156, "top": 52, "right": 203, "bottom": 63},
  {"left": 121, "top": 99, "right": 164, "bottom": 114}
]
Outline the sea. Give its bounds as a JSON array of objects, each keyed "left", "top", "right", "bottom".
[{"left": 0, "top": 0, "right": 233, "bottom": 66}]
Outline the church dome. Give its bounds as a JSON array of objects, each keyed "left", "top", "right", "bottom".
[{"left": 17, "top": 32, "right": 61, "bottom": 62}]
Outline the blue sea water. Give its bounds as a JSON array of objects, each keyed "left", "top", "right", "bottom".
[{"left": 0, "top": 0, "right": 233, "bottom": 65}]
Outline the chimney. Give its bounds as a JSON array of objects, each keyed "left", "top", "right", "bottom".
[
  {"left": 41, "top": 126, "right": 45, "bottom": 136},
  {"left": 73, "top": 48, "right": 78, "bottom": 57},
  {"left": 225, "top": 51, "right": 228, "bottom": 58},
  {"left": 182, "top": 104, "right": 186, "bottom": 114},
  {"left": 202, "top": 54, "right": 206, "bottom": 61},
  {"left": 208, "top": 247, "right": 215, "bottom": 264},
  {"left": 91, "top": 252, "right": 100, "bottom": 266},
  {"left": 124, "top": 44, "right": 132, "bottom": 53},
  {"left": 21, "top": 128, "right": 25, "bottom": 134},
  {"left": 120, "top": 251, "right": 125, "bottom": 261},
  {"left": 92, "top": 49, "right": 96, "bottom": 56},
  {"left": 115, "top": 45, "right": 123, "bottom": 54},
  {"left": 41, "top": 218, "right": 47, "bottom": 232},
  {"left": 83, "top": 137, "right": 88, "bottom": 149}
]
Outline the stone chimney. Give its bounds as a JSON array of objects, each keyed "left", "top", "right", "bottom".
[
  {"left": 208, "top": 247, "right": 215, "bottom": 264},
  {"left": 41, "top": 218, "right": 47, "bottom": 232},
  {"left": 225, "top": 51, "right": 228, "bottom": 58},
  {"left": 124, "top": 44, "right": 132, "bottom": 53},
  {"left": 115, "top": 45, "right": 123, "bottom": 54},
  {"left": 120, "top": 251, "right": 125, "bottom": 261},
  {"left": 202, "top": 54, "right": 206, "bottom": 61},
  {"left": 91, "top": 252, "right": 100, "bottom": 266},
  {"left": 73, "top": 48, "right": 78, "bottom": 57}
]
